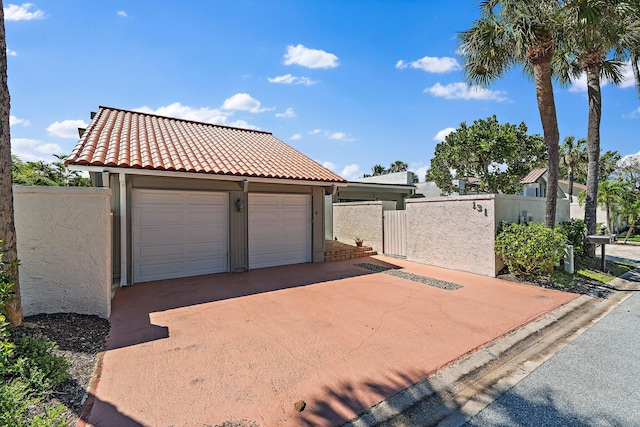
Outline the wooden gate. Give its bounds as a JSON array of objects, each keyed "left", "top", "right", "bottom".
[{"left": 383, "top": 210, "right": 406, "bottom": 257}]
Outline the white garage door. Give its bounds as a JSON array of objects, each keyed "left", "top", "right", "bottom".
[
  {"left": 133, "top": 190, "right": 228, "bottom": 283},
  {"left": 248, "top": 194, "right": 312, "bottom": 269}
]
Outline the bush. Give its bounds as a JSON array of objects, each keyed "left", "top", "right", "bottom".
[
  {"left": 558, "top": 219, "right": 588, "bottom": 258},
  {"left": 0, "top": 378, "right": 67, "bottom": 427},
  {"left": 495, "top": 222, "right": 567, "bottom": 278},
  {"left": 13, "top": 335, "right": 70, "bottom": 392}
]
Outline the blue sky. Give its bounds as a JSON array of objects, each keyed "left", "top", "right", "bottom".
[{"left": 5, "top": 1, "right": 639, "bottom": 181}]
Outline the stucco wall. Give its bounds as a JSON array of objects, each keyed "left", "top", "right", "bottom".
[
  {"left": 405, "top": 196, "right": 498, "bottom": 277},
  {"left": 332, "top": 202, "right": 383, "bottom": 252},
  {"left": 494, "top": 195, "right": 570, "bottom": 228},
  {"left": 14, "top": 186, "right": 112, "bottom": 318}
]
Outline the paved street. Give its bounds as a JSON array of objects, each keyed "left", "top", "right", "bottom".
[{"left": 466, "top": 243, "right": 640, "bottom": 426}]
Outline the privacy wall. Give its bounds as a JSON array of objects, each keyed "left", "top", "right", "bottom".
[{"left": 14, "top": 186, "right": 112, "bottom": 318}]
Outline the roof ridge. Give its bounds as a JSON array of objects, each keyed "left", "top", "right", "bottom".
[{"left": 96, "top": 105, "right": 273, "bottom": 135}]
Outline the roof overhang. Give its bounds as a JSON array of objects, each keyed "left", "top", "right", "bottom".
[
  {"left": 69, "top": 165, "right": 348, "bottom": 187},
  {"left": 342, "top": 181, "right": 416, "bottom": 193}
]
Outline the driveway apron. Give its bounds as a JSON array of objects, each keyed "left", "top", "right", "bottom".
[{"left": 82, "top": 256, "right": 577, "bottom": 427}]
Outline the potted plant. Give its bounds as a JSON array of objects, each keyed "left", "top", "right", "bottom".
[{"left": 354, "top": 237, "right": 364, "bottom": 247}]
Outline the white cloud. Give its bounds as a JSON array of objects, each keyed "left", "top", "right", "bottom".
[
  {"left": 46, "top": 119, "right": 89, "bottom": 139},
  {"left": 433, "top": 127, "right": 456, "bottom": 141},
  {"left": 624, "top": 107, "right": 640, "bottom": 119},
  {"left": 116, "top": 10, "right": 128, "bottom": 17},
  {"left": 136, "top": 102, "right": 258, "bottom": 129},
  {"left": 620, "top": 62, "right": 636, "bottom": 89},
  {"left": 4, "top": 3, "right": 45, "bottom": 21},
  {"left": 275, "top": 107, "right": 296, "bottom": 118},
  {"left": 11, "top": 138, "right": 62, "bottom": 162},
  {"left": 396, "top": 56, "right": 460, "bottom": 73},
  {"left": 413, "top": 165, "right": 429, "bottom": 182},
  {"left": 568, "top": 73, "right": 610, "bottom": 93},
  {"left": 341, "top": 164, "right": 361, "bottom": 180},
  {"left": 284, "top": 44, "right": 339, "bottom": 69},
  {"left": 267, "top": 74, "right": 318, "bottom": 86},
  {"left": 6, "top": 48, "right": 16, "bottom": 56},
  {"left": 308, "top": 129, "right": 354, "bottom": 141},
  {"left": 9, "top": 115, "right": 29, "bottom": 126},
  {"left": 322, "top": 161, "right": 336, "bottom": 171},
  {"left": 221, "top": 93, "right": 273, "bottom": 113},
  {"left": 425, "top": 82, "right": 509, "bottom": 102},
  {"left": 328, "top": 132, "right": 347, "bottom": 140},
  {"left": 290, "top": 134, "right": 302, "bottom": 140}
]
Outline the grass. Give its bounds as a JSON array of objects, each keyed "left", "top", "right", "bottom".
[
  {"left": 621, "top": 235, "right": 640, "bottom": 243},
  {"left": 540, "top": 257, "right": 638, "bottom": 298}
]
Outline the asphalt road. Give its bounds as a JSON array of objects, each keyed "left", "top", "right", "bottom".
[{"left": 465, "top": 243, "right": 640, "bottom": 427}]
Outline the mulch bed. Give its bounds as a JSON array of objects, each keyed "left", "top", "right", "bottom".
[{"left": 10, "top": 313, "right": 110, "bottom": 425}]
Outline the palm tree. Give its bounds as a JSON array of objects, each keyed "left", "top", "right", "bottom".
[
  {"left": 579, "top": 179, "right": 626, "bottom": 234},
  {"left": 559, "top": 0, "right": 640, "bottom": 246},
  {"left": 632, "top": 52, "right": 640, "bottom": 103},
  {"left": 0, "top": 2, "right": 22, "bottom": 326},
  {"left": 620, "top": 188, "right": 640, "bottom": 243},
  {"left": 371, "top": 164, "right": 386, "bottom": 176},
  {"left": 560, "top": 136, "right": 587, "bottom": 200},
  {"left": 459, "top": 0, "right": 562, "bottom": 228},
  {"left": 387, "top": 160, "right": 408, "bottom": 173}
]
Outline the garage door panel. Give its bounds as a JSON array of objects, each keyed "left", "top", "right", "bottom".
[
  {"left": 138, "top": 243, "right": 184, "bottom": 258},
  {"left": 139, "top": 226, "right": 183, "bottom": 243},
  {"left": 138, "top": 261, "right": 184, "bottom": 280},
  {"left": 137, "top": 192, "right": 183, "bottom": 206},
  {"left": 248, "top": 194, "right": 311, "bottom": 269},
  {"left": 188, "top": 193, "right": 227, "bottom": 205},
  {"left": 137, "top": 210, "right": 184, "bottom": 225},
  {"left": 133, "top": 190, "right": 229, "bottom": 283}
]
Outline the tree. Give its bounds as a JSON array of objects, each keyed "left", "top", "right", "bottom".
[
  {"left": 598, "top": 150, "right": 622, "bottom": 182},
  {"left": 615, "top": 153, "right": 640, "bottom": 190},
  {"left": 371, "top": 164, "right": 386, "bottom": 176},
  {"left": 619, "top": 186, "right": 640, "bottom": 242},
  {"left": 632, "top": 52, "right": 640, "bottom": 103},
  {"left": 11, "top": 154, "right": 91, "bottom": 186},
  {"left": 560, "top": 136, "right": 587, "bottom": 199},
  {"left": 559, "top": 0, "right": 640, "bottom": 244},
  {"left": 0, "top": 2, "right": 22, "bottom": 326},
  {"left": 459, "top": 0, "right": 563, "bottom": 227},
  {"left": 578, "top": 179, "right": 626, "bottom": 234},
  {"left": 426, "top": 116, "right": 547, "bottom": 195},
  {"left": 387, "top": 160, "right": 408, "bottom": 173}
]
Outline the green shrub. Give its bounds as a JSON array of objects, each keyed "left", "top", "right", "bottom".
[
  {"left": 13, "top": 335, "right": 70, "bottom": 391},
  {"left": 495, "top": 222, "right": 567, "bottom": 277},
  {"left": 0, "top": 378, "right": 67, "bottom": 427},
  {"left": 558, "top": 219, "right": 588, "bottom": 258}
]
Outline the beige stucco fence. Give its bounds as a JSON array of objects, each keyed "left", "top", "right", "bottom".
[
  {"left": 333, "top": 195, "right": 569, "bottom": 277},
  {"left": 13, "top": 186, "right": 112, "bottom": 319}
]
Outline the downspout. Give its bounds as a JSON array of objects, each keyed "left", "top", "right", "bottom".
[{"left": 119, "top": 172, "right": 128, "bottom": 286}]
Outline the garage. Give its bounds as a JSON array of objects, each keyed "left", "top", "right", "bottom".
[
  {"left": 248, "top": 193, "right": 312, "bottom": 269},
  {"left": 132, "top": 189, "right": 229, "bottom": 283}
]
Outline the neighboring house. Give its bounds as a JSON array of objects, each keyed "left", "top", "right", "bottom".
[
  {"left": 335, "top": 171, "right": 416, "bottom": 209},
  {"left": 66, "top": 106, "right": 346, "bottom": 285},
  {"left": 558, "top": 179, "right": 621, "bottom": 231},
  {"left": 520, "top": 168, "right": 566, "bottom": 199}
]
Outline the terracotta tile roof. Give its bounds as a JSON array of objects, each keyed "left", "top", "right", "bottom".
[
  {"left": 520, "top": 168, "right": 547, "bottom": 184},
  {"left": 65, "top": 106, "right": 346, "bottom": 183}
]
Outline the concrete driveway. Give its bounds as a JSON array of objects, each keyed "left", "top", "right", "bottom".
[{"left": 81, "top": 256, "right": 576, "bottom": 427}]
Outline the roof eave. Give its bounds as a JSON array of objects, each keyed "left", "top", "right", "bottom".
[{"left": 68, "top": 164, "right": 348, "bottom": 187}]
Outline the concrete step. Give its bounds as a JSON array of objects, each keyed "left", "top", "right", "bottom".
[{"left": 324, "top": 240, "right": 377, "bottom": 262}]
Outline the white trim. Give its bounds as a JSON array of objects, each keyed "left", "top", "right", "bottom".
[
  {"left": 119, "top": 173, "right": 128, "bottom": 286},
  {"left": 68, "top": 165, "right": 347, "bottom": 188}
]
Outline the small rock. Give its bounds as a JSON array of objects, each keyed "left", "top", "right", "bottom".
[{"left": 294, "top": 400, "right": 306, "bottom": 412}]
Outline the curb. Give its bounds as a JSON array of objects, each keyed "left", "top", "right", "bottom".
[{"left": 344, "top": 269, "right": 640, "bottom": 427}]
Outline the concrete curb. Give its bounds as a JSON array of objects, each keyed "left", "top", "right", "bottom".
[{"left": 344, "top": 269, "right": 640, "bottom": 427}]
